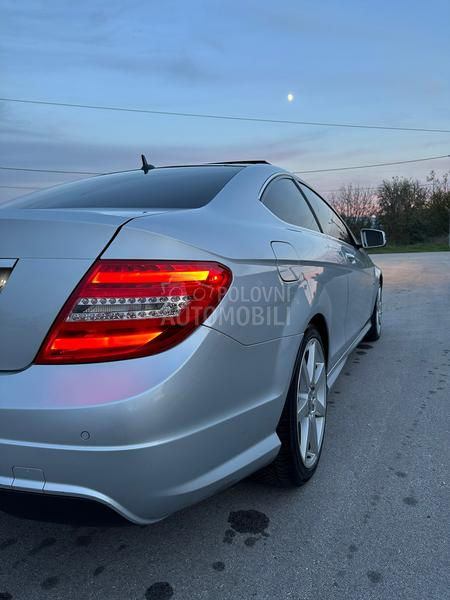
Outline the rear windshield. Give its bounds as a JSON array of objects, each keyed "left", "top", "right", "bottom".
[{"left": 5, "top": 165, "right": 242, "bottom": 210}]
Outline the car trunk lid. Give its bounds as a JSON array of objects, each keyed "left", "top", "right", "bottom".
[
  {"left": 0, "top": 208, "right": 166, "bottom": 259},
  {"left": 0, "top": 208, "right": 165, "bottom": 370}
]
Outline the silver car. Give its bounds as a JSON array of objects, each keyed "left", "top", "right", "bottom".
[{"left": 0, "top": 161, "right": 385, "bottom": 524}]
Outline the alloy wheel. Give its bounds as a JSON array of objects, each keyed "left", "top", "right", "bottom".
[
  {"left": 296, "top": 338, "right": 327, "bottom": 468},
  {"left": 375, "top": 287, "right": 382, "bottom": 335}
]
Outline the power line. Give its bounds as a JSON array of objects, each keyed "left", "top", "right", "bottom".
[
  {"left": 1, "top": 153, "right": 448, "bottom": 177},
  {"left": 320, "top": 182, "right": 435, "bottom": 194},
  {"left": 0, "top": 184, "right": 43, "bottom": 190},
  {"left": 294, "top": 154, "right": 450, "bottom": 174},
  {"left": 0, "top": 182, "right": 434, "bottom": 195},
  {"left": 2, "top": 97, "right": 450, "bottom": 134},
  {"left": 0, "top": 165, "right": 100, "bottom": 175}
]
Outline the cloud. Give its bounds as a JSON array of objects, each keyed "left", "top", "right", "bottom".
[
  {"left": 88, "top": 52, "right": 216, "bottom": 82},
  {"left": 0, "top": 1, "right": 218, "bottom": 83},
  {"left": 0, "top": 124, "right": 320, "bottom": 169}
]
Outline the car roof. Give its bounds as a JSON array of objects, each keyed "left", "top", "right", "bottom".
[
  {"left": 153, "top": 160, "right": 271, "bottom": 169},
  {"left": 148, "top": 163, "right": 313, "bottom": 193}
]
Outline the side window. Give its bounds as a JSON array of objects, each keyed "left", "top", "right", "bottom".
[
  {"left": 262, "top": 178, "right": 321, "bottom": 232},
  {"left": 299, "top": 184, "right": 353, "bottom": 245}
]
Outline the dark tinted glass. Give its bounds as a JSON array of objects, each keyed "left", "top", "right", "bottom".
[
  {"left": 262, "top": 178, "right": 320, "bottom": 231},
  {"left": 299, "top": 184, "right": 353, "bottom": 244},
  {"left": 6, "top": 166, "right": 242, "bottom": 209}
]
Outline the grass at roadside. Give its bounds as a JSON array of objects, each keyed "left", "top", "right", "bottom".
[{"left": 370, "top": 242, "right": 450, "bottom": 254}]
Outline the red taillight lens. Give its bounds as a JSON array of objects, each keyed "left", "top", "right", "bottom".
[{"left": 35, "top": 260, "right": 232, "bottom": 364}]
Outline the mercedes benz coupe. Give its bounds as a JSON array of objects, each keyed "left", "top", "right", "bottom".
[{"left": 0, "top": 160, "right": 385, "bottom": 523}]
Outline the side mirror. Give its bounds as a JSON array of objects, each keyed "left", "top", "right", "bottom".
[{"left": 360, "top": 228, "right": 386, "bottom": 249}]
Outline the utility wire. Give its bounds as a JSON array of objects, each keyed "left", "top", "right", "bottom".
[
  {"left": 0, "top": 165, "right": 101, "bottom": 175},
  {"left": 1, "top": 153, "right": 448, "bottom": 177},
  {"left": 2, "top": 97, "right": 450, "bottom": 134},
  {"left": 0, "top": 184, "right": 44, "bottom": 190},
  {"left": 294, "top": 154, "right": 450, "bottom": 174},
  {"left": 0, "top": 183, "right": 434, "bottom": 194},
  {"left": 320, "top": 182, "right": 435, "bottom": 194}
]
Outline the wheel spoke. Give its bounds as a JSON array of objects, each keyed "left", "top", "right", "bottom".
[
  {"left": 315, "top": 394, "right": 326, "bottom": 417},
  {"left": 308, "top": 415, "right": 319, "bottom": 454},
  {"left": 300, "top": 417, "right": 309, "bottom": 461},
  {"left": 313, "top": 361, "right": 325, "bottom": 386},
  {"left": 314, "top": 361, "right": 327, "bottom": 416},
  {"left": 297, "top": 392, "right": 309, "bottom": 420},
  {"left": 301, "top": 358, "right": 311, "bottom": 387},
  {"left": 306, "top": 342, "right": 316, "bottom": 383}
]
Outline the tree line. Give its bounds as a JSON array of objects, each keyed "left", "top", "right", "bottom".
[{"left": 330, "top": 171, "right": 450, "bottom": 245}]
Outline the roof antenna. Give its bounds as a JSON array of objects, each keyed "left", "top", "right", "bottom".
[{"left": 141, "top": 154, "right": 155, "bottom": 174}]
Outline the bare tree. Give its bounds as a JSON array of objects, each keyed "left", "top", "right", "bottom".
[{"left": 330, "top": 184, "right": 378, "bottom": 229}]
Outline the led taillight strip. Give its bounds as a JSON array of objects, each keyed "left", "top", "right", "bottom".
[
  {"left": 35, "top": 259, "right": 232, "bottom": 364},
  {"left": 91, "top": 270, "right": 210, "bottom": 284}
]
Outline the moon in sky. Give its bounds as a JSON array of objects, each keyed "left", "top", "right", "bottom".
[{"left": 287, "top": 93, "right": 294, "bottom": 102}]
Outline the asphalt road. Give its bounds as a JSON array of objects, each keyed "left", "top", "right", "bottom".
[{"left": 0, "top": 252, "right": 449, "bottom": 600}]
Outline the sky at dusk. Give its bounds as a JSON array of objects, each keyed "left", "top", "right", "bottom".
[{"left": 1, "top": 0, "right": 449, "bottom": 203}]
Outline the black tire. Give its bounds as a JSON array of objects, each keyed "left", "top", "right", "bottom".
[
  {"left": 255, "top": 326, "right": 327, "bottom": 487},
  {"left": 364, "top": 285, "right": 382, "bottom": 342}
]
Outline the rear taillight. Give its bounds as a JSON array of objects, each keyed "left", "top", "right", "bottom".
[{"left": 36, "top": 260, "right": 232, "bottom": 364}]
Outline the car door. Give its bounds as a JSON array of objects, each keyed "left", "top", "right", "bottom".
[
  {"left": 260, "top": 176, "right": 349, "bottom": 367},
  {"left": 298, "top": 183, "right": 375, "bottom": 345},
  {"left": 338, "top": 243, "right": 378, "bottom": 343}
]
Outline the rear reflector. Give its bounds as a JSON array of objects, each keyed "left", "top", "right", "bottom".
[{"left": 35, "top": 260, "right": 231, "bottom": 363}]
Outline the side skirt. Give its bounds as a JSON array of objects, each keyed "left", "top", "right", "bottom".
[{"left": 326, "top": 321, "right": 371, "bottom": 390}]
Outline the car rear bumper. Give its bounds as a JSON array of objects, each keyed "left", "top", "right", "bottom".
[
  {"left": 0, "top": 326, "right": 301, "bottom": 523},
  {"left": 0, "top": 424, "right": 280, "bottom": 524}
]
